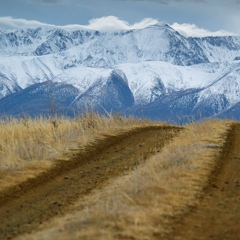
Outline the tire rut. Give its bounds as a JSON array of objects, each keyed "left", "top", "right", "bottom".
[
  {"left": 0, "top": 125, "right": 181, "bottom": 240},
  {"left": 169, "top": 123, "right": 240, "bottom": 240}
]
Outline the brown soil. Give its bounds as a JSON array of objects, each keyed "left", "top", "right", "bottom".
[
  {"left": 169, "top": 123, "right": 240, "bottom": 240},
  {"left": 0, "top": 125, "right": 181, "bottom": 240}
]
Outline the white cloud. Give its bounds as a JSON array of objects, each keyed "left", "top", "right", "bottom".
[
  {"left": 0, "top": 17, "right": 53, "bottom": 30},
  {"left": 171, "top": 22, "right": 237, "bottom": 37},
  {"left": 0, "top": 16, "right": 159, "bottom": 31},
  {"left": 0, "top": 16, "right": 238, "bottom": 37},
  {"left": 130, "top": 18, "right": 160, "bottom": 29},
  {"left": 64, "top": 16, "right": 159, "bottom": 31},
  {"left": 64, "top": 17, "right": 240, "bottom": 35},
  {"left": 86, "top": 16, "right": 134, "bottom": 31}
]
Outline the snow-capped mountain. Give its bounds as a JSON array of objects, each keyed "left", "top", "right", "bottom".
[{"left": 0, "top": 22, "right": 239, "bottom": 122}]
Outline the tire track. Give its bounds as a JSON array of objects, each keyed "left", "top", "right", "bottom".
[
  {"left": 0, "top": 125, "right": 181, "bottom": 240},
  {"left": 169, "top": 123, "right": 240, "bottom": 240}
]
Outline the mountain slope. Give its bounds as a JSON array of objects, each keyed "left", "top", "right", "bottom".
[
  {"left": 1, "top": 24, "right": 239, "bottom": 65},
  {"left": 71, "top": 70, "right": 134, "bottom": 113},
  {"left": 0, "top": 81, "right": 79, "bottom": 117},
  {"left": 0, "top": 23, "right": 239, "bottom": 122}
]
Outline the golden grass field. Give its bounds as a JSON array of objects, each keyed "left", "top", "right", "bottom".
[
  {"left": 0, "top": 113, "right": 147, "bottom": 170},
  {"left": 19, "top": 119, "right": 231, "bottom": 240},
  {"left": 0, "top": 113, "right": 149, "bottom": 189},
  {"left": 0, "top": 114, "right": 234, "bottom": 239}
]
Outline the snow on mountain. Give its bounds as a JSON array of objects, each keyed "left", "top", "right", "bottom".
[
  {"left": 32, "top": 24, "right": 207, "bottom": 67},
  {"left": 118, "top": 61, "right": 218, "bottom": 104},
  {"left": 0, "top": 27, "right": 49, "bottom": 56},
  {"left": 1, "top": 23, "right": 239, "bottom": 65},
  {"left": 0, "top": 22, "right": 239, "bottom": 121},
  {"left": 0, "top": 55, "right": 59, "bottom": 95},
  {"left": 192, "top": 36, "right": 240, "bottom": 63},
  {"left": 70, "top": 69, "right": 134, "bottom": 114},
  {"left": 117, "top": 61, "right": 240, "bottom": 107},
  {"left": 196, "top": 62, "right": 240, "bottom": 106}
]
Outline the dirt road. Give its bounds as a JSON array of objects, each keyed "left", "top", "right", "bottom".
[
  {"left": 169, "top": 123, "right": 240, "bottom": 240},
  {"left": 0, "top": 125, "right": 180, "bottom": 240}
]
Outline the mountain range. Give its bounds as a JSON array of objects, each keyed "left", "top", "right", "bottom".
[{"left": 0, "top": 23, "right": 239, "bottom": 123}]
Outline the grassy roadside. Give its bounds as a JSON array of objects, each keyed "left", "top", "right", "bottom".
[
  {"left": 0, "top": 113, "right": 151, "bottom": 190},
  {"left": 16, "top": 119, "right": 234, "bottom": 240}
]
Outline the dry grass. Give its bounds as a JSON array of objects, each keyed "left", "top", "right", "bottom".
[
  {"left": 0, "top": 113, "right": 148, "bottom": 170},
  {"left": 0, "top": 113, "right": 149, "bottom": 189},
  {"left": 16, "top": 119, "right": 234, "bottom": 240}
]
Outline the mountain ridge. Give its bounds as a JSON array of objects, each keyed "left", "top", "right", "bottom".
[{"left": 0, "top": 23, "right": 239, "bottom": 122}]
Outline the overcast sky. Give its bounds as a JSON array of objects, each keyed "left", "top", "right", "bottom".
[{"left": 0, "top": 0, "right": 239, "bottom": 36}]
